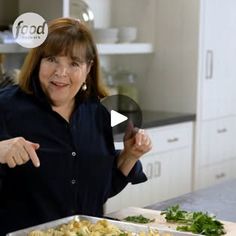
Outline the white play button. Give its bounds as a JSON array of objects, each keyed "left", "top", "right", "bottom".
[
  {"left": 111, "top": 110, "right": 128, "bottom": 127},
  {"left": 101, "top": 95, "right": 142, "bottom": 142}
]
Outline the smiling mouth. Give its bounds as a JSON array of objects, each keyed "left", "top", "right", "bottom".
[{"left": 51, "top": 81, "right": 69, "bottom": 87}]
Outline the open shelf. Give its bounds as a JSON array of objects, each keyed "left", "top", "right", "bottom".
[
  {"left": 0, "top": 43, "right": 154, "bottom": 55},
  {"left": 97, "top": 43, "right": 154, "bottom": 55},
  {"left": 0, "top": 44, "right": 28, "bottom": 53}
]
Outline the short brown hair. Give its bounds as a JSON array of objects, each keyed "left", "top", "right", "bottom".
[{"left": 18, "top": 17, "right": 108, "bottom": 99}]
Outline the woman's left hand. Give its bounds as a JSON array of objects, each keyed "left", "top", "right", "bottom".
[
  {"left": 123, "top": 123, "right": 152, "bottom": 161},
  {"left": 117, "top": 123, "right": 152, "bottom": 176}
]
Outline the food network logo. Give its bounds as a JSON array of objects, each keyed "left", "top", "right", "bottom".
[{"left": 12, "top": 12, "right": 48, "bottom": 48}]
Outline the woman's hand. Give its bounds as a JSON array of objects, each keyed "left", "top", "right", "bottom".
[
  {"left": 0, "top": 137, "right": 40, "bottom": 168},
  {"left": 117, "top": 123, "right": 152, "bottom": 176},
  {"left": 123, "top": 127, "right": 152, "bottom": 160}
]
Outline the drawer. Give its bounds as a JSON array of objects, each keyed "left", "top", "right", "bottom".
[
  {"left": 198, "top": 117, "right": 236, "bottom": 167},
  {"left": 195, "top": 158, "right": 236, "bottom": 190},
  {"left": 147, "top": 122, "right": 193, "bottom": 153},
  {"left": 114, "top": 122, "right": 193, "bottom": 154}
]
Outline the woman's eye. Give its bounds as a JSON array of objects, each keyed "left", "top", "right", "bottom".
[
  {"left": 46, "top": 56, "right": 56, "bottom": 62},
  {"left": 71, "top": 61, "right": 80, "bottom": 67}
]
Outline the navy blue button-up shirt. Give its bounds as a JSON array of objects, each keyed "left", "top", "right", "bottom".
[{"left": 0, "top": 83, "right": 147, "bottom": 235}]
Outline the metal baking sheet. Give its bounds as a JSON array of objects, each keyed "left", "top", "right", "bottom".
[{"left": 7, "top": 215, "right": 203, "bottom": 236}]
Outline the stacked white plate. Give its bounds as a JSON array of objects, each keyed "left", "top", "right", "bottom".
[
  {"left": 93, "top": 28, "right": 118, "bottom": 44},
  {"left": 118, "top": 27, "right": 137, "bottom": 43}
]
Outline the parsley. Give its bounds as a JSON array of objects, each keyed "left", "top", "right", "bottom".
[
  {"left": 161, "top": 205, "right": 225, "bottom": 236},
  {"left": 123, "top": 215, "right": 154, "bottom": 224},
  {"left": 119, "top": 233, "right": 129, "bottom": 236}
]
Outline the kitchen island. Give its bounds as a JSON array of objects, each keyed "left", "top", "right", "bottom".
[{"left": 146, "top": 178, "right": 236, "bottom": 222}]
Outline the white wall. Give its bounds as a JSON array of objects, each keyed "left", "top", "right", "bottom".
[
  {"left": 18, "top": 0, "right": 63, "bottom": 20},
  {"left": 0, "top": 0, "right": 18, "bottom": 25},
  {"left": 140, "top": 0, "right": 199, "bottom": 113},
  {"left": 85, "top": 0, "right": 111, "bottom": 28}
]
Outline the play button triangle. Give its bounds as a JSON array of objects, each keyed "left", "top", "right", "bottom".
[
  {"left": 101, "top": 95, "right": 142, "bottom": 142},
  {"left": 111, "top": 110, "right": 128, "bottom": 127}
]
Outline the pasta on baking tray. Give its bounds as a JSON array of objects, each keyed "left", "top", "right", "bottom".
[{"left": 28, "top": 218, "right": 171, "bottom": 236}]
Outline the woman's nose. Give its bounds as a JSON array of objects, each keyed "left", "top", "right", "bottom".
[{"left": 55, "top": 64, "right": 69, "bottom": 76}]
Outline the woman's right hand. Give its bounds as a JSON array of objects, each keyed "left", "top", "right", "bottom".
[{"left": 0, "top": 137, "right": 40, "bottom": 168}]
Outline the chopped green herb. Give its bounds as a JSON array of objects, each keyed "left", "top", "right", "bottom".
[
  {"left": 161, "top": 205, "right": 225, "bottom": 236},
  {"left": 119, "top": 233, "right": 129, "bottom": 236},
  {"left": 123, "top": 215, "right": 154, "bottom": 224}
]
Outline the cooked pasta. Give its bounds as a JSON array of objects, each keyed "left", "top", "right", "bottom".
[{"left": 27, "top": 218, "right": 170, "bottom": 236}]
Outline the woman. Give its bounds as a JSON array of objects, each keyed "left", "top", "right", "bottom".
[{"left": 0, "top": 18, "right": 151, "bottom": 234}]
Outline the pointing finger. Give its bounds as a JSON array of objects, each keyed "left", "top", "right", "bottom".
[
  {"left": 24, "top": 141, "right": 40, "bottom": 167},
  {"left": 29, "top": 142, "right": 40, "bottom": 150}
]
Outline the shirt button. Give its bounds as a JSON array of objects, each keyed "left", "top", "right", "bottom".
[
  {"left": 72, "top": 152, "right": 76, "bottom": 157},
  {"left": 71, "top": 179, "right": 76, "bottom": 185}
]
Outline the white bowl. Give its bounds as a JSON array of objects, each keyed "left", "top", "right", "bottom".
[
  {"left": 93, "top": 28, "right": 118, "bottom": 43},
  {"left": 118, "top": 27, "right": 137, "bottom": 43}
]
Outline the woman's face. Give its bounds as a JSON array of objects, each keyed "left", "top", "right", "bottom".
[{"left": 39, "top": 55, "right": 90, "bottom": 107}]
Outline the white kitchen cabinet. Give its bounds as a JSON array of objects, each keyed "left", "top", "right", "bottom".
[
  {"left": 195, "top": 0, "right": 236, "bottom": 189},
  {"left": 105, "top": 122, "right": 193, "bottom": 213},
  {"left": 141, "top": 0, "right": 236, "bottom": 117},
  {"left": 198, "top": 117, "right": 236, "bottom": 167},
  {"left": 135, "top": 0, "right": 236, "bottom": 191},
  {"left": 195, "top": 116, "right": 236, "bottom": 189},
  {"left": 195, "top": 158, "right": 236, "bottom": 190},
  {"left": 199, "top": 0, "right": 236, "bottom": 121}
]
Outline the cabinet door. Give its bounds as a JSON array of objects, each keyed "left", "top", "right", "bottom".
[
  {"left": 165, "top": 148, "right": 192, "bottom": 198},
  {"left": 148, "top": 148, "right": 192, "bottom": 205},
  {"left": 195, "top": 158, "right": 236, "bottom": 190},
  {"left": 139, "top": 153, "right": 169, "bottom": 206},
  {"left": 105, "top": 146, "right": 192, "bottom": 213},
  {"left": 105, "top": 152, "right": 168, "bottom": 213},
  {"left": 106, "top": 122, "right": 193, "bottom": 213},
  {"left": 118, "top": 146, "right": 192, "bottom": 209},
  {"left": 104, "top": 154, "right": 152, "bottom": 213},
  {"left": 200, "top": 0, "right": 236, "bottom": 120},
  {"left": 120, "top": 155, "right": 154, "bottom": 209},
  {"left": 198, "top": 117, "right": 236, "bottom": 167},
  {"left": 147, "top": 122, "right": 193, "bottom": 154}
]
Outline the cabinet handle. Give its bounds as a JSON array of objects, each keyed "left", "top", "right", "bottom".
[
  {"left": 167, "top": 137, "right": 179, "bottom": 143},
  {"left": 217, "top": 128, "right": 227, "bottom": 133},
  {"left": 153, "top": 161, "right": 161, "bottom": 177},
  {"left": 205, "top": 50, "right": 214, "bottom": 79},
  {"left": 146, "top": 163, "right": 153, "bottom": 179},
  {"left": 215, "top": 172, "right": 226, "bottom": 179}
]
